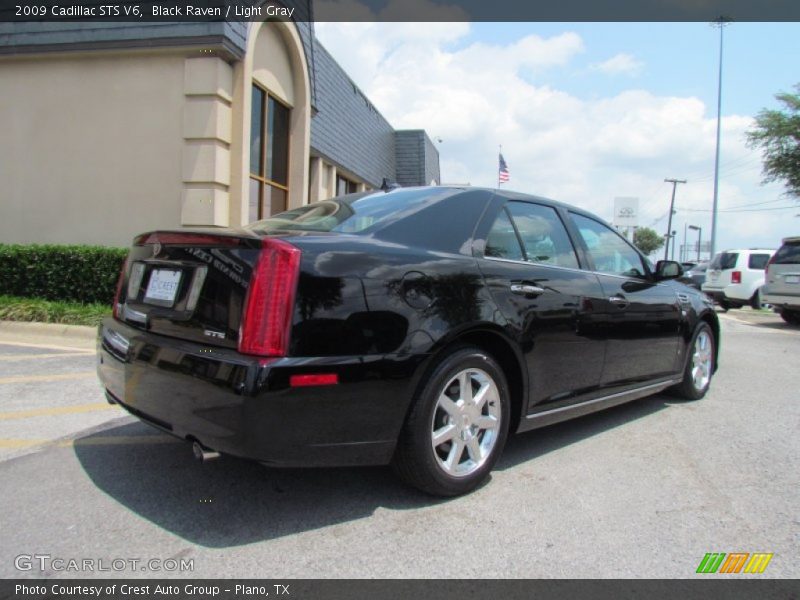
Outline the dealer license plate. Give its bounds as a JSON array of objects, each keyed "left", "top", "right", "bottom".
[{"left": 144, "top": 269, "right": 182, "bottom": 306}]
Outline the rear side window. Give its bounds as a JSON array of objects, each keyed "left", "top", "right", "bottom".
[
  {"left": 485, "top": 209, "right": 524, "bottom": 261},
  {"left": 485, "top": 202, "right": 579, "bottom": 269},
  {"left": 748, "top": 253, "right": 771, "bottom": 270},
  {"left": 774, "top": 241, "right": 800, "bottom": 264},
  {"left": 711, "top": 252, "right": 739, "bottom": 270},
  {"left": 505, "top": 203, "right": 579, "bottom": 269}
]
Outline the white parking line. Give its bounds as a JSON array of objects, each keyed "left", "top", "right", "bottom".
[
  {"left": 718, "top": 313, "right": 798, "bottom": 336},
  {"left": 0, "top": 341, "right": 95, "bottom": 354},
  {"left": 0, "top": 352, "right": 95, "bottom": 362}
]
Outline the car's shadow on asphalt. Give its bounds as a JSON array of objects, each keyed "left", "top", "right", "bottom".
[{"left": 73, "top": 394, "right": 671, "bottom": 548}]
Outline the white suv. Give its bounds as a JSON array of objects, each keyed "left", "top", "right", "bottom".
[
  {"left": 763, "top": 236, "right": 800, "bottom": 324},
  {"left": 702, "top": 248, "right": 775, "bottom": 310}
]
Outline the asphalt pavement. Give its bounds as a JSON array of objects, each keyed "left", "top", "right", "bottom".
[{"left": 0, "top": 313, "right": 797, "bottom": 579}]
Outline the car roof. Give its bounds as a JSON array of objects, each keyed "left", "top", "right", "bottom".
[{"left": 385, "top": 186, "right": 600, "bottom": 219}]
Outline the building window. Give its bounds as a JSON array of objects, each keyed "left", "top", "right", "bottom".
[
  {"left": 336, "top": 174, "right": 358, "bottom": 197},
  {"left": 250, "top": 85, "right": 290, "bottom": 221}
]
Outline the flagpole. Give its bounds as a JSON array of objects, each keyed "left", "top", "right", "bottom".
[{"left": 497, "top": 144, "right": 502, "bottom": 189}]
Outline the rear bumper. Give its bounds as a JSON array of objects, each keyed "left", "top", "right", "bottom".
[
  {"left": 763, "top": 292, "right": 800, "bottom": 310},
  {"left": 701, "top": 286, "right": 748, "bottom": 304},
  {"left": 97, "top": 318, "right": 423, "bottom": 467}
]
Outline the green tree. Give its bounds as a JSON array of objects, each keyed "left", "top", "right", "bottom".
[
  {"left": 633, "top": 227, "right": 665, "bottom": 256},
  {"left": 746, "top": 84, "right": 800, "bottom": 199}
]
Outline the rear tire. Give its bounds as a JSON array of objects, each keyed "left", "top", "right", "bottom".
[
  {"left": 672, "top": 323, "right": 715, "bottom": 400},
  {"left": 392, "top": 346, "right": 511, "bottom": 497},
  {"left": 780, "top": 309, "right": 800, "bottom": 325}
]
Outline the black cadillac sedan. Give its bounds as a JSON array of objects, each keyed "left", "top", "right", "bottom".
[{"left": 97, "top": 187, "right": 719, "bottom": 496}]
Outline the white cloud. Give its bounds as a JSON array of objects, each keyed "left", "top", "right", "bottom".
[
  {"left": 591, "top": 53, "right": 645, "bottom": 76},
  {"left": 314, "top": 22, "right": 794, "bottom": 252}
]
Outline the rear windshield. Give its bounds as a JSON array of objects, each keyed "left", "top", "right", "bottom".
[
  {"left": 748, "top": 253, "right": 771, "bottom": 270},
  {"left": 245, "top": 189, "right": 451, "bottom": 234},
  {"left": 773, "top": 241, "right": 800, "bottom": 264},
  {"left": 710, "top": 252, "right": 738, "bottom": 270}
]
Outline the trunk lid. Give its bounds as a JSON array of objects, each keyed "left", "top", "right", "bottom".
[{"left": 116, "top": 230, "right": 266, "bottom": 350}]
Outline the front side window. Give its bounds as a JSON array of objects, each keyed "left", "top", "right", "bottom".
[
  {"left": 571, "top": 213, "right": 646, "bottom": 277},
  {"left": 249, "top": 85, "right": 290, "bottom": 221}
]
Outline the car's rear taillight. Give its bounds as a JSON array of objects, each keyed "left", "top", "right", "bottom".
[
  {"left": 765, "top": 255, "right": 775, "bottom": 279},
  {"left": 731, "top": 271, "right": 742, "bottom": 284},
  {"left": 238, "top": 238, "right": 301, "bottom": 357},
  {"left": 111, "top": 258, "right": 129, "bottom": 320}
]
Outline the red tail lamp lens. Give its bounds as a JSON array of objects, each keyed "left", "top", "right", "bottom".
[
  {"left": 238, "top": 238, "right": 301, "bottom": 357},
  {"left": 731, "top": 271, "right": 742, "bottom": 284}
]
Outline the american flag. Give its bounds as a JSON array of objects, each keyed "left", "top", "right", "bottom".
[{"left": 498, "top": 153, "right": 510, "bottom": 183}]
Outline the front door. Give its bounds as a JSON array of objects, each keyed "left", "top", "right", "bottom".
[{"left": 568, "top": 213, "right": 683, "bottom": 387}]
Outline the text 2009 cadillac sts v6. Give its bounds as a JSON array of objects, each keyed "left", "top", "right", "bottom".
[{"left": 97, "top": 187, "right": 719, "bottom": 496}]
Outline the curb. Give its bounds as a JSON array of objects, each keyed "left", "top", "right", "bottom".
[{"left": 0, "top": 320, "right": 97, "bottom": 341}]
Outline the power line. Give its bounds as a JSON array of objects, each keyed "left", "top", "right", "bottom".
[{"left": 679, "top": 205, "right": 797, "bottom": 213}]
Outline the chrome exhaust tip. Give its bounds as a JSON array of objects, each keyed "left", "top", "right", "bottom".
[{"left": 192, "top": 441, "right": 220, "bottom": 462}]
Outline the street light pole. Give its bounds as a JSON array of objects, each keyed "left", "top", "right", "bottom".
[
  {"left": 688, "top": 225, "right": 702, "bottom": 261},
  {"left": 664, "top": 178, "right": 686, "bottom": 261},
  {"left": 710, "top": 17, "right": 731, "bottom": 258}
]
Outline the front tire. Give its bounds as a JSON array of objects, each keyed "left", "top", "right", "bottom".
[
  {"left": 672, "top": 323, "right": 715, "bottom": 400},
  {"left": 392, "top": 346, "right": 511, "bottom": 497}
]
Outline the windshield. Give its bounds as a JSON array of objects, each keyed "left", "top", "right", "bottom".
[{"left": 246, "top": 189, "right": 450, "bottom": 234}]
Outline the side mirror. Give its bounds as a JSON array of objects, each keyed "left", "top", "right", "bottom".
[{"left": 655, "top": 260, "right": 683, "bottom": 280}]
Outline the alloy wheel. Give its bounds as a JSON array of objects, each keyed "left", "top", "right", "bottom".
[
  {"left": 691, "top": 330, "right": 713, "bottom": 391},
  {"left": 430, "top": 368, "right": 501, "bottom": 478}
]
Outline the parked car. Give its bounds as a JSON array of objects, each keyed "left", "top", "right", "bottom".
[
  {"left": 702, "top": 248, "right": 774, "bottom": 310},
  {"left": 97, "top": 187, "right": 720, "bottom": 496},
  {"left": 680, "top": 260, "right": 709, "bottom": 290},
  {"left": 763, "top": 236, "right": 800, "bottom": 325}
]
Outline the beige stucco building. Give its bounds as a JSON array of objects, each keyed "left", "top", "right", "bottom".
[{"left": 0, "top": 16, "right": 440, "bottom": 246}]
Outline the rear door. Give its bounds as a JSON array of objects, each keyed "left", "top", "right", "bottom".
[
  {"left": 567, "top": 213, "right": 683, "bottom": 386},
  {"left": 477, "top": 200, "right": 607, "bottom": 411},
  {"left": 705, "top": 252, "right": 739, "bottom": 291}
]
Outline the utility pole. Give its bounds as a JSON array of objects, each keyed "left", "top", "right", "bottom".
[
  {"left": 710, "top": 17, "right": 731, "bottom": 258},
  {"left": 664, "top": 178, "right": 686, "bottom": 261}
]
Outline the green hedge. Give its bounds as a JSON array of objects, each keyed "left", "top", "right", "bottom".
[{"left": 0, "top": 244, "right": 128, "bottom": 305}]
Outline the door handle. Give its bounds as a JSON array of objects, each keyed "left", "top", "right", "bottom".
[
  {"left": 510, "top": 283, "right": 545, "bottom": 296},
  {"left": 609, "top": 295, "right": 629, "bottom": 308}
]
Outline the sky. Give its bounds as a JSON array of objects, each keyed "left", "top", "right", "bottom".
[{"left": 315, "top": 17, "right": 800, "bottom": 259}]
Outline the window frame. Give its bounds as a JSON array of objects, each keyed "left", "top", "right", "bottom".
[
  {"left": 249, "top": 83, "right": 291, "bottom": 221},
  {"left": 482, "top": 200, "right": 585, "bottom": 272},
  {"left": 566, "top": 211, "right": 653, "bottom": 279}
]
